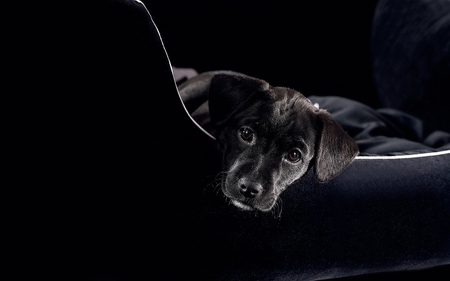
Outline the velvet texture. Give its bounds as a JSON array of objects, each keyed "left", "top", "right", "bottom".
[{"left": 372, "top": 0, "right": 450, "bottom": 133}]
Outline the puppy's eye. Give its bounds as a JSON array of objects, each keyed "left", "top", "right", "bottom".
[
  {"left": 239, "top": 127, "right": 254, "bottom": 142},
  {"left": 286, "top": 149, "right": 301, "bottom": 163}
]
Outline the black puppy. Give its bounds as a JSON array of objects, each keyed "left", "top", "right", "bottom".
[{"left": 179, "top": 71, "right": 359, "bottom": 212}]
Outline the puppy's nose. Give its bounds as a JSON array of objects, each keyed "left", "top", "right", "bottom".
[{"left": 239, "top": 178, "right": 263, "bottom": 198}]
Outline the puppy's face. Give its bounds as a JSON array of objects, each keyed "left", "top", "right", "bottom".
[
  {"left": 209, "top": 74, "right": 358, "bottom": 212},
  {"left": 217, "top": 89, "right": 318, "bottom": 211}
]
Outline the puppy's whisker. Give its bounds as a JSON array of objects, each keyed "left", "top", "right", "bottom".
[
  {"left": 204, "top": 172, "right": 227, "bottom": 197},
  {"left": 205, "top": 182, "right": 221, "bottom": 196},
  {"left": 204, "top": 180, "right": 218, "bottom": 195},
  {"left": 222, "top": 194, "right": 233, "bottom": 207},
  {"left": 271, "top": 198, "right": 283, "bottom": 219}
]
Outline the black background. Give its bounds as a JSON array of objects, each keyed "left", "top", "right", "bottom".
[{"left": 143, "top": 0, "right": 381, "bottom": 108}]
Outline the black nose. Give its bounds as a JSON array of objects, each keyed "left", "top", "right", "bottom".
[{"left": 239, "top": 178, "right": 263, "bottom": 198}]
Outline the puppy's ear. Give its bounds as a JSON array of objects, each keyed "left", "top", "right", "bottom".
[
  {"left": 314, "top": 110, "right": 359, "bottom": 183},
  {"left": 209, "top": 73, "right": 270, "bottom": 134}
]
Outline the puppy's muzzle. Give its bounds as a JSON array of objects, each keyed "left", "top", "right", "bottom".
[{"left": 224, "top": 175, "right": 276, "bottom": 212}]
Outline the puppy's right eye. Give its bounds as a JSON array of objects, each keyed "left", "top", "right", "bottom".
[
  {"left": 286, "top": 149, "right": 302, "bottom": 163},
  {"left": 239, "top": 127, "right": 254, "bottom": 142}
]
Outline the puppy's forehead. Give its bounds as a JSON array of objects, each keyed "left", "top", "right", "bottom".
[
  {"left": 270, "top": 86, "right": 306, "bottom": 99},
  {"left": 231, "top": 87, "right": 318, "bottom": 144},
  {"left": 232, "top": 86, "right": 317, "bottom": 131},
  {"left": 268, "top": 87, "right": 317, "bottom": 126}
]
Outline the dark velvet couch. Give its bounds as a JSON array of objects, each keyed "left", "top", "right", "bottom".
[{"left": 18, "top": 0, "right": 450, "bottom": 280}]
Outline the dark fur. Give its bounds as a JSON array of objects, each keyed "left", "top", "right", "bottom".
[{"left": 179, "top": 71, "right": 359, "bottom": 212}]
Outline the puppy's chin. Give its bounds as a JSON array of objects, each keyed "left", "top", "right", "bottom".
[
  {"left": 227, "top": 196, "right": 276, "bottom": 212},
  {"left": 231, "top": 200, "right": 254, "bottom": 211}
]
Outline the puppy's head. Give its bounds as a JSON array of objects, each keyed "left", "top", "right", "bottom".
[{"left": 209, "top": 73, "right": 358, "bottom": 212}]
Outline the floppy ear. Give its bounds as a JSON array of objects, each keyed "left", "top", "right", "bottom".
[
  {"left": 314, "top": 110, "right": 359, "bottom": 183},
  {"left": 208, "top": 73, "right": 270, "bottom": 135}
]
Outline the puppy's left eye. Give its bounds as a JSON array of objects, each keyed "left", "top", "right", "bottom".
[
  {"left": 239, "top": 127, "right": 254, "bottom": 142},
  {"left": 286, "top": 149, "right": 301, "bottom": 163}
]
